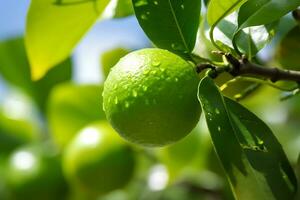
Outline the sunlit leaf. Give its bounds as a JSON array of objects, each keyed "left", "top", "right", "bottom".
[
  {"left": 133, "top": 0, "right": 201, "bottom": 56},
  {"left": 48, "top": 83, "right": 105, "bottom": 149},
  {"left": 237, "top": 0, "right": 300, "bottom": 30},
  {"left": 207, "top": 12, "right": 276, "bottom": 56},
  {"left": 198, "top": 76, "right": 298, "bottom": 200},
  {"left": 113, "top": 0, "right": 134, "bottom": 18},
  {"left": 100, "top": 47, "right": 130, "bottom": 78},
  {"left": 207, "top": 0, "right": 247, "bottom": 26},
  {"left": 26, "top": 0, "right": 110, "bottom": 80},
  {"left": 0, "top": 38, "right": 72, "bottom": 111}
]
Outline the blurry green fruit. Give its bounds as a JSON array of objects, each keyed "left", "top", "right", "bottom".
[
  {"left": 63, "top": 122, "right": 135, "bottom": 196},
  {"left": 5, "top": 144, "right": 67, "bottom": 200},
  {"left": 48, "top": 84, "right": 105, "bottom": 149},
  {"left": 103, "top": 48, "right": 201, "bottom": 147},
  {"left": 101, "top": 48, "right": 130, "bottom": 78},
  {"left": 0, "top": 112, "right": 40, "bottom": 154},
  {"left": 157, "top": 127, "right": 203, "bottom": 177}
]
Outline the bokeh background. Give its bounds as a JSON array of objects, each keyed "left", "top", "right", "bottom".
[{"left": 0, "top": 0, "right": 299, "bottom": 200}]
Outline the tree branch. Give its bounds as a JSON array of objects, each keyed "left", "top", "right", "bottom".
[
  {"left": 225, "top": 54, "right": 300, "bottom": 83},
  {"left": 196, "top": 53, "right": 300, "bottom": 83}
]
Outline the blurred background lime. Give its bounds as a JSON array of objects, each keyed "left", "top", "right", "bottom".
[
  {"left": 63, "top": 122, "right": 136, "bottom": 197},
  {"left": 4, "top": 143, "right": 67, "bottom": 200},
  {"left": 0, "top": 1, "right": 299, "bottom": 200}
]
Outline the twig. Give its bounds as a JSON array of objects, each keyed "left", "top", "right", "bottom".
[{"left": 223, "top": 53, "right": 300, "bottom": 83}]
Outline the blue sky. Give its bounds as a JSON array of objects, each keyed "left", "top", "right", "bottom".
[{"left": 0, "top": 0, "right": 150, "bottom": 83}]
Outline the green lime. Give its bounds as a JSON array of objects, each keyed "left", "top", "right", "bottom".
[
  {"left": 48, "top": 83, "right": 105, "bottom": 149},
  {"left": 0, "top": 112, "right": 40, "bottom": 154},
  {"left": 103, "top": 48, "right": 201, "bottom": 147},
  {"left": 5, "top": 144, "right": 67, "bottom": 200},
  {"left": 63, "top": 122, "right": 135, "bottom": 196}
]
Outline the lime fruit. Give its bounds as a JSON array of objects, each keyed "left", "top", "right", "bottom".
[
  {"left": 0, "top": 112, "right": 40, "bottom": 154},
  {"left": 157, "top": 126, "right": 203, "bottom": 178},
  {"left": 48, "top": 84, "right": 105, "bottom": 149},
  {"left": 63, "top": 122, "right": 135, "bottom": 196},
  {"left": 5, "top": 144, "right": 67, "bottom": 200},
  {"left": 103, "top": 48, "right": 201, "bottom": 147}
]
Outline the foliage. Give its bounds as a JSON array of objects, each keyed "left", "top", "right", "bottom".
[{"left": 0, "top": 0, "right": 300, "bottom": 200}]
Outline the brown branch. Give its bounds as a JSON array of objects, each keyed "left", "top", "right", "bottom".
[{"left": 225, "top": 54, "right": 300, "bottom": 83}]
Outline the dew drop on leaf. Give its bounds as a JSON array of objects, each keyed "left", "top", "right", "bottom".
[
  {"left": 258, "top": 139, "right": 264, "bottom": 145},
  {"left": 135, "top": 0, "right": 148, "bottom": 7},
  {"left": 171, "top": 43, "right": 185, "bottom": 51},
  {"left": 141, "top": 14, "right": 148, "bottom": 20}
]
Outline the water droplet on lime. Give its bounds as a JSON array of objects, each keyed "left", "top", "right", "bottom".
[{"left": 152, "top": 60, "right": 161, "bottom": 67}]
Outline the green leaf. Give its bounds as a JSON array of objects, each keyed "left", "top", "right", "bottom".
[
  {"left": 206, "top": 0, "right": 247, "bottom": 50},
  {"left": 276, "top": 26, "right": 300, "bottom": 70},
  {"left": 207, "top": 0, "right": 247, "bottom": 26},
  {"left": 237, "top": 0, "right": 300, "bottom": 30},
  {"left": 100, "top": 47, "right": 130, "bottom": 78},
  {"left": 208, "top": 12, "right": 276, "bottom": 56},
  {"left": 204, "top": 0, "right": 210, "bottom": 7},
  {"left": 0, "top": 38, "right": 33, "bottom": 91},
  {"left": 0, "top": 38, "right": 72, "bottom": 111},
  {"left": 198, "top": 76, "right": 297, "bottom": 200},
  {"left": 48, "top": 83, "right": 105, "bottom": 149},
  {"left": 102, "top": 0, "right": 134, "bottom": 19},
  {"left": 132, "top": 0, "right": 201, "bottom": 56},
  {"left": 113, "top": 0, "right": 134, "bottom": 18},
  {"left": 25, "top": 0, "right": 110, "bottom": 80}
]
